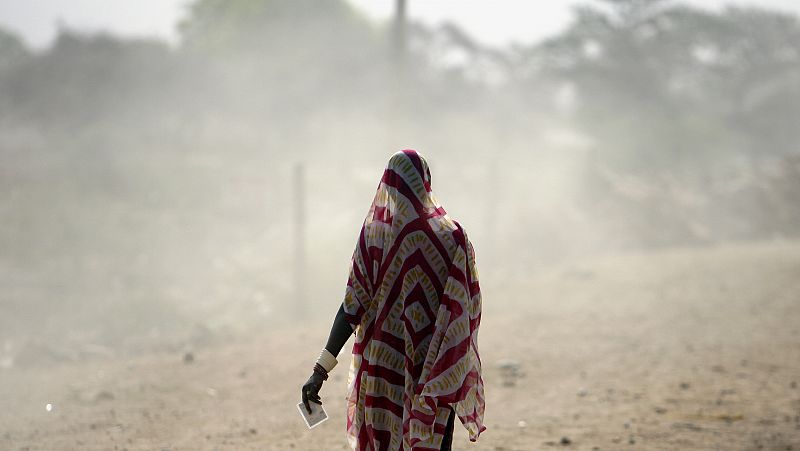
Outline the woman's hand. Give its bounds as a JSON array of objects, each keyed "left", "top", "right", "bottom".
[{"left": 301, "top": 372, "right": 325, "bottom": 413}]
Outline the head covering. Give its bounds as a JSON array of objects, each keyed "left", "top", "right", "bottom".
[{"left": 342, "top": 149, "right": 486, "bottom": 450}]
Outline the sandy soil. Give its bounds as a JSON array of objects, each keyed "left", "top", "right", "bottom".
[{"left": 2, "top": 240, "right": 799, "bottom": 450}]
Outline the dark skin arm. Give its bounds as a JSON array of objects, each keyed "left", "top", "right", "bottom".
[
  {"left": 301, "top": 303, "right": 355, "bottom": 413},
  {"left": 325, "top": 302, "right": 355, "bottom": 356}
]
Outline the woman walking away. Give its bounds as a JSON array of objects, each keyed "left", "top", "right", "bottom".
[{"left": 301, "top": 149, "right": 486, "bottom": 451}]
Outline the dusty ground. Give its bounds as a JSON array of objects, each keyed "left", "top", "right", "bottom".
[{"left": 2, "top": 240, "right": 799, "bottom": 450}]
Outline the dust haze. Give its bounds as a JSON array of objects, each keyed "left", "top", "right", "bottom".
[{"left": 1, "top": 1, "right": 799, "bottom": 449}]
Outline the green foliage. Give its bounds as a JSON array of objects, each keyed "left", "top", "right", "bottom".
[
  {"left": 178, "top": 0, "right": 373, "bottom": 52},
  {"left": 0, "top": 1, "right": 797, "bottom": 165},
  {"left": 526, "top": 0, "right": 800, "bottom": 171},
  {"left": 4, "top": 31, "right": 176, "bottom": 129},
  {"left": 0, "top": 27, "right": 29, "bottom": 71},
  {"left": 174, "top": 0, "right": 396, "bottom": 124}
]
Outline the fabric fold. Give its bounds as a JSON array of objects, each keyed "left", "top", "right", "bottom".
[{"left": 342, "top": 150, "right": 485, "bottom": 450}]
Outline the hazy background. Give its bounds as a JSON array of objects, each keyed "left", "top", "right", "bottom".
[{"left": 1, "top": 0, "right": 799, "bottom": 365}]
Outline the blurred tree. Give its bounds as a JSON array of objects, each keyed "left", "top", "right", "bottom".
[
  {"left": 176, "top": 0, "right": 390, "bottom": 119},
  {"left": 508, "top": 0, "right": 800, "bottom": 246},
  {"left": 524, "top": 0, "right": 800, "bottom": 175},
  {"left": 179, "top": 0, "right": 371, "bottom": 52},
  {"left": 0, "top": 26, "right": 29, "bottom": 73},
  {"left": 1, "top": 29, "right": 175, "bottom": 129},
  {"left": 708, "top": 7, "right": 800, "bottom": 158},
  {"left": 0, "top": 27, "right": 30, "bottom": 116}
]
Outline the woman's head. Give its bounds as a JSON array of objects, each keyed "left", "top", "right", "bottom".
[
  {"left": 388, "top": 150, "right": 431, "bottom": 185},
  {"left": 385, "top": 149, "right": 433, "bottom": 204},
  {"left": 367, "top": 149, "right": 443, "bottom": 229},
  {"left": 361, "top": 149, "right": 453, "bottom": 253}
]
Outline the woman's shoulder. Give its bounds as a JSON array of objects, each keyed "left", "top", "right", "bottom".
[
  {"left": 432, "top": 214, "right": 462, "bottom": 235},
  {"left": 435, "top": 216, "right": 470, "bottom": 248},
  {"left": 450, "top": 218, "right": 467, "bottom": 239}
]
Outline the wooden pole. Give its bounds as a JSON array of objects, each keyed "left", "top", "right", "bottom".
[
  {"left": 293, "top": 162, "right": 306, "bottom": 317},
  {"left": 387, "top": 0, "right": 409, "bottom": 143},
  {"left": 394, "top": 0, "right": 407, "bottom": 68},
  {"left": 485, "top": 154, "right": 499, "bottom": 266}
]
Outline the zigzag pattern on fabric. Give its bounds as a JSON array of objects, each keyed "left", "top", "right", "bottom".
[{"left": 342, "top": 150, "right": 485, "bottom": 451}]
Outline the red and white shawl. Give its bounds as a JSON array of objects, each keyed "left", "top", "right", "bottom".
[{"left": 341, "top": 149, "right": 485, "bottom": 450}]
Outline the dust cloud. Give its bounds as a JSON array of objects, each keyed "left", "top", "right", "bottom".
[{"left": 1, "top": 1, "right": 799, "bottom": 449}]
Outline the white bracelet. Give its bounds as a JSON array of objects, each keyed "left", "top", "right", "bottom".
[{"left": 316, "top": 348, "right": 338, "bottom": 373}]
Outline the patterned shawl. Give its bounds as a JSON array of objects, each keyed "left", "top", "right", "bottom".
[{"left": 342, "top": 149, "right": 485, "bottom": 450}]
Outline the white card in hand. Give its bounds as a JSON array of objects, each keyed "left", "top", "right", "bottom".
[{"left": 297, "top": 401, "right": 328, "bottom": 429}]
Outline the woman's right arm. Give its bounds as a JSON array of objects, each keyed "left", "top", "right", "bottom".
[{"left": 324, "top": 302, "right": 355, "bottom": 357}]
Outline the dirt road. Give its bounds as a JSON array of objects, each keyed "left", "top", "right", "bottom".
[{"left": 2, "top": 240, "right": 799, "bottom": 450}]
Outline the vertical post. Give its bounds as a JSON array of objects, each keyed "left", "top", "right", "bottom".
[
  {"left": 389, "top": 0, "right": 408, "bottom": 132},
  {"left": 484, "top": 154, "right": 499, "bottom": 266},
  {"left": 485, "top": 113, "right": 509, "bottom": 267},
  {"left": 293, "top": 162, "right": 306, "bottom": 317},
  {"left": 394, "top": 0, "right": 407, "bottom": 69}
]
